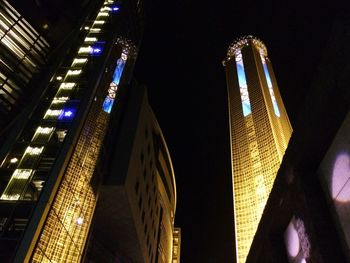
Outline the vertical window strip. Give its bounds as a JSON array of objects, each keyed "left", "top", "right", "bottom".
[
  {"left": 259, "top": 51, "right": 280, "bottom": 117},
  {"left": 235, "top": 49, "right": 251, "bottom": 116}
]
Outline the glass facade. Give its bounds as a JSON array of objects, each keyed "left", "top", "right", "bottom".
[
  {"left": 259, "top": 51, "right": 281, "bottom": 117},
  {"left": 0, "top": 0, "right": 138, "bottom": 261},
  {"left": 0, "top": 0, "right": 49, "bottom": 127},
  {"left": 235, "top": 50, "right": 251, "bottom": 117},
  {"left": 225, "top": 36, "right": 292, "bottom": 263}
]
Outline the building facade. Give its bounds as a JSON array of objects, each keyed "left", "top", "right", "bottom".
[
  {"left": 0, "top": 0, "right": 149, "bottom": 262},
  {"left": 85, "top": 83, "right": 180, "bottom": 263},
  {"left": 0, "top": 0, "right": 50, "bottom": 133},
  {"left": 223, "top": 35, "right": 292, "bottom": 263},
  {"left": 246, "top": 17, "right": 350, "bottom": 263}
]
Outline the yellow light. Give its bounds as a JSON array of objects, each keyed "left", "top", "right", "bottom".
[
  {"left": 84, "top": 37, "right": 97, "bottom": 42},
  {"left": 59, "top": 82, "right": 76, "bottom": 89},
  {"left": 100, "top": 6, "right": 112, "bottom": 11},
  {"left": 97, "top": 12, "right": 109, "bottom": 17},
  {"left": 10, "top": 157, "right": 18, "bottom": 163},
  {"left": 52, "top": 97, "right": 69, "bottom": 104},
  {"left": 25, "top": 146, "right": 44, "bottom": 155},
  {"left": 45, "top": 109, "right": 62, "bottom": 117},
  {"left": 72, "top": 58, "right": 88, "bottom": 66},
  {"left": 67, "top": 69, "right": 82, "bottom": 76},
  {"left": 36, "top": 126, "right": 54, "bottom": 134},
  {"left": 90, "top": 28, "right": 101, "bottom": 32},
  {"left": 0, "top": 169, "right": 33, "bottom": 200},
  {"left": 94, "top": 20, "right": 105, "bottom": 25},
  {"left": 78, "top": 46, "right": 92, "bottom": 54},
  {"left": 56, "top": 76, "right": 63, "bottom": 80}
]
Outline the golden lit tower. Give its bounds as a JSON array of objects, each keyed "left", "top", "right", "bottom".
[{"left": 223, "top": 35, "right": 292, "bottom": 263}]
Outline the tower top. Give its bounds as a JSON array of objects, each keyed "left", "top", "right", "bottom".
[{"left": 223, "top": 35, "right": 267, "bottom": 66}]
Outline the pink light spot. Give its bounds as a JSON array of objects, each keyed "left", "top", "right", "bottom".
[
  {"left": 284, "top": 220, "right": 300, "bottom": 258},
  {"left": 332, "top": 153, "right": 350, "bottom": 202}
]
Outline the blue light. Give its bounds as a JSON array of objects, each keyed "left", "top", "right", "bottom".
[
  {"left": 90, "top": 42, "right": 105, "bottom": 56},
  {"left": 102, "top": 53, "right": 127, "bottom": 113},
  {"left": 92, "top": 48, "right": 101, "bottom": 54},
  {"left": 58, "top": 107, "right": 76, "bottom": 120},
  {"left": 112, "top": 58, "right": 126, "bottom": 85},
  {"left": 262, "top": 59, "right": 281, "bottom": 117},
  {"left": 111, "top": 5, "right": 120, "bottom": 13},
  {"left": 102, "top": 97, "right": 114, "bottom": 114},
  {"left": 235, "top": 51, "right": 251, "bottom": 117}
]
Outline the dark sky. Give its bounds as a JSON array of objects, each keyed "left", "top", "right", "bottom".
[{"left": 135, "top": 1, "right": 337, "bottom": 262}]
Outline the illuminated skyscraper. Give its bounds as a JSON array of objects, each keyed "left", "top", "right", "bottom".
[
  {"left": 0, "top": 0, "right": 146, "bottom": 261},
  {"left": 223, "top": 35, "right": 292, "bottom": 263}
]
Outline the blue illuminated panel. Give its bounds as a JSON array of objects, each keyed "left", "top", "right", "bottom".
[
  {"left": 102, "top": 97, "right": 114, "bottom": 113},
  {"left": 112, "top": 57, "right": 126, "bottom": 85},
  {"left": 58, "top": 107, "right": 76, "bottom": 120},
  {"left": 111, "top": 5, "right": 120, "bottom": 12},
  {"left": 235, "top": 50, "right": 251, "bottom": 116},
  {"left": 260, "top": 53, "right": 280, "bottom": 117},
  {"left": 102, "top": 51, "right": 127, "bottom": 113},
  {"left": 90, "top": 42, "right": 105, "bottom": 56}
]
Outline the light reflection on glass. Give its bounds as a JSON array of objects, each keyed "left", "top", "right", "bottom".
[
  {"left": 235, "top": 49, "right": 251, "bottom": 116},
  {"left": 259, "top": 51, "right": 281, "bottom": 117},
  {"left": 332, "top": 152, "right": 350, "bottom": 202}
]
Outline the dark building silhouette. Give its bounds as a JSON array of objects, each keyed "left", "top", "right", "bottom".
[{"left": 246, "top": 16, "right": 350, "bottom": 263}]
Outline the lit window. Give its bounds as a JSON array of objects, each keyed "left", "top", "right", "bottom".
[
  {"left": 102, "top": 51, "right": 127, "bottom": 113},
  {"left": 84, "top": 37, "right": 97, "bottom": 43},
  {"left": 36, "top": 126, "right": 54, "bottom": 134},
  {"left": 100, "top": 7, "right": 112, "bottom": 12},
  {"left": 78, "top": 46, "right": 92, "bottom": 54},
  {"left": 72, "top": 58, "right": 88, "bottom": 66},
  {"left": 97, "top": 12, "right": 109, "bottom": 17},
  {"left": 90, "top": 28, "right": 101, "bottom": 33},
  {"left": 67, "top": 69, "right": 82, "bottom": 76},
  {"left": 52, "top": 97, "right": 69, "bottom": 104},
  {"left": 235, "top": 49, "right": 251, "bottom": 116},
  {"left": 25, "top": 146, "right": 44, "bottom": 155},
  {"left": 0, "top": 169, "right": 33, "bottom": 200},
  {"left": 44, "top": 109, "right": 62, "bottom": 117},
  {"left": 259, "top": 50, "right": 280, "bottom": 117},
  {"left": 59, "top": 82, "right": 76, "bottom": 89}
]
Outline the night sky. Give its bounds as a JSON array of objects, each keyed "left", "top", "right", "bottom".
[{"left": 135, "top": 1, "right": 338, "bottom": 262}]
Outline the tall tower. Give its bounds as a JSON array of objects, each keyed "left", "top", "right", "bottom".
[
  {"left": 0, "top": 0, "right": 144, "bottom": 261},
  {"left": 223, "top": 35, "right": 292, "bottom": 263}
]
